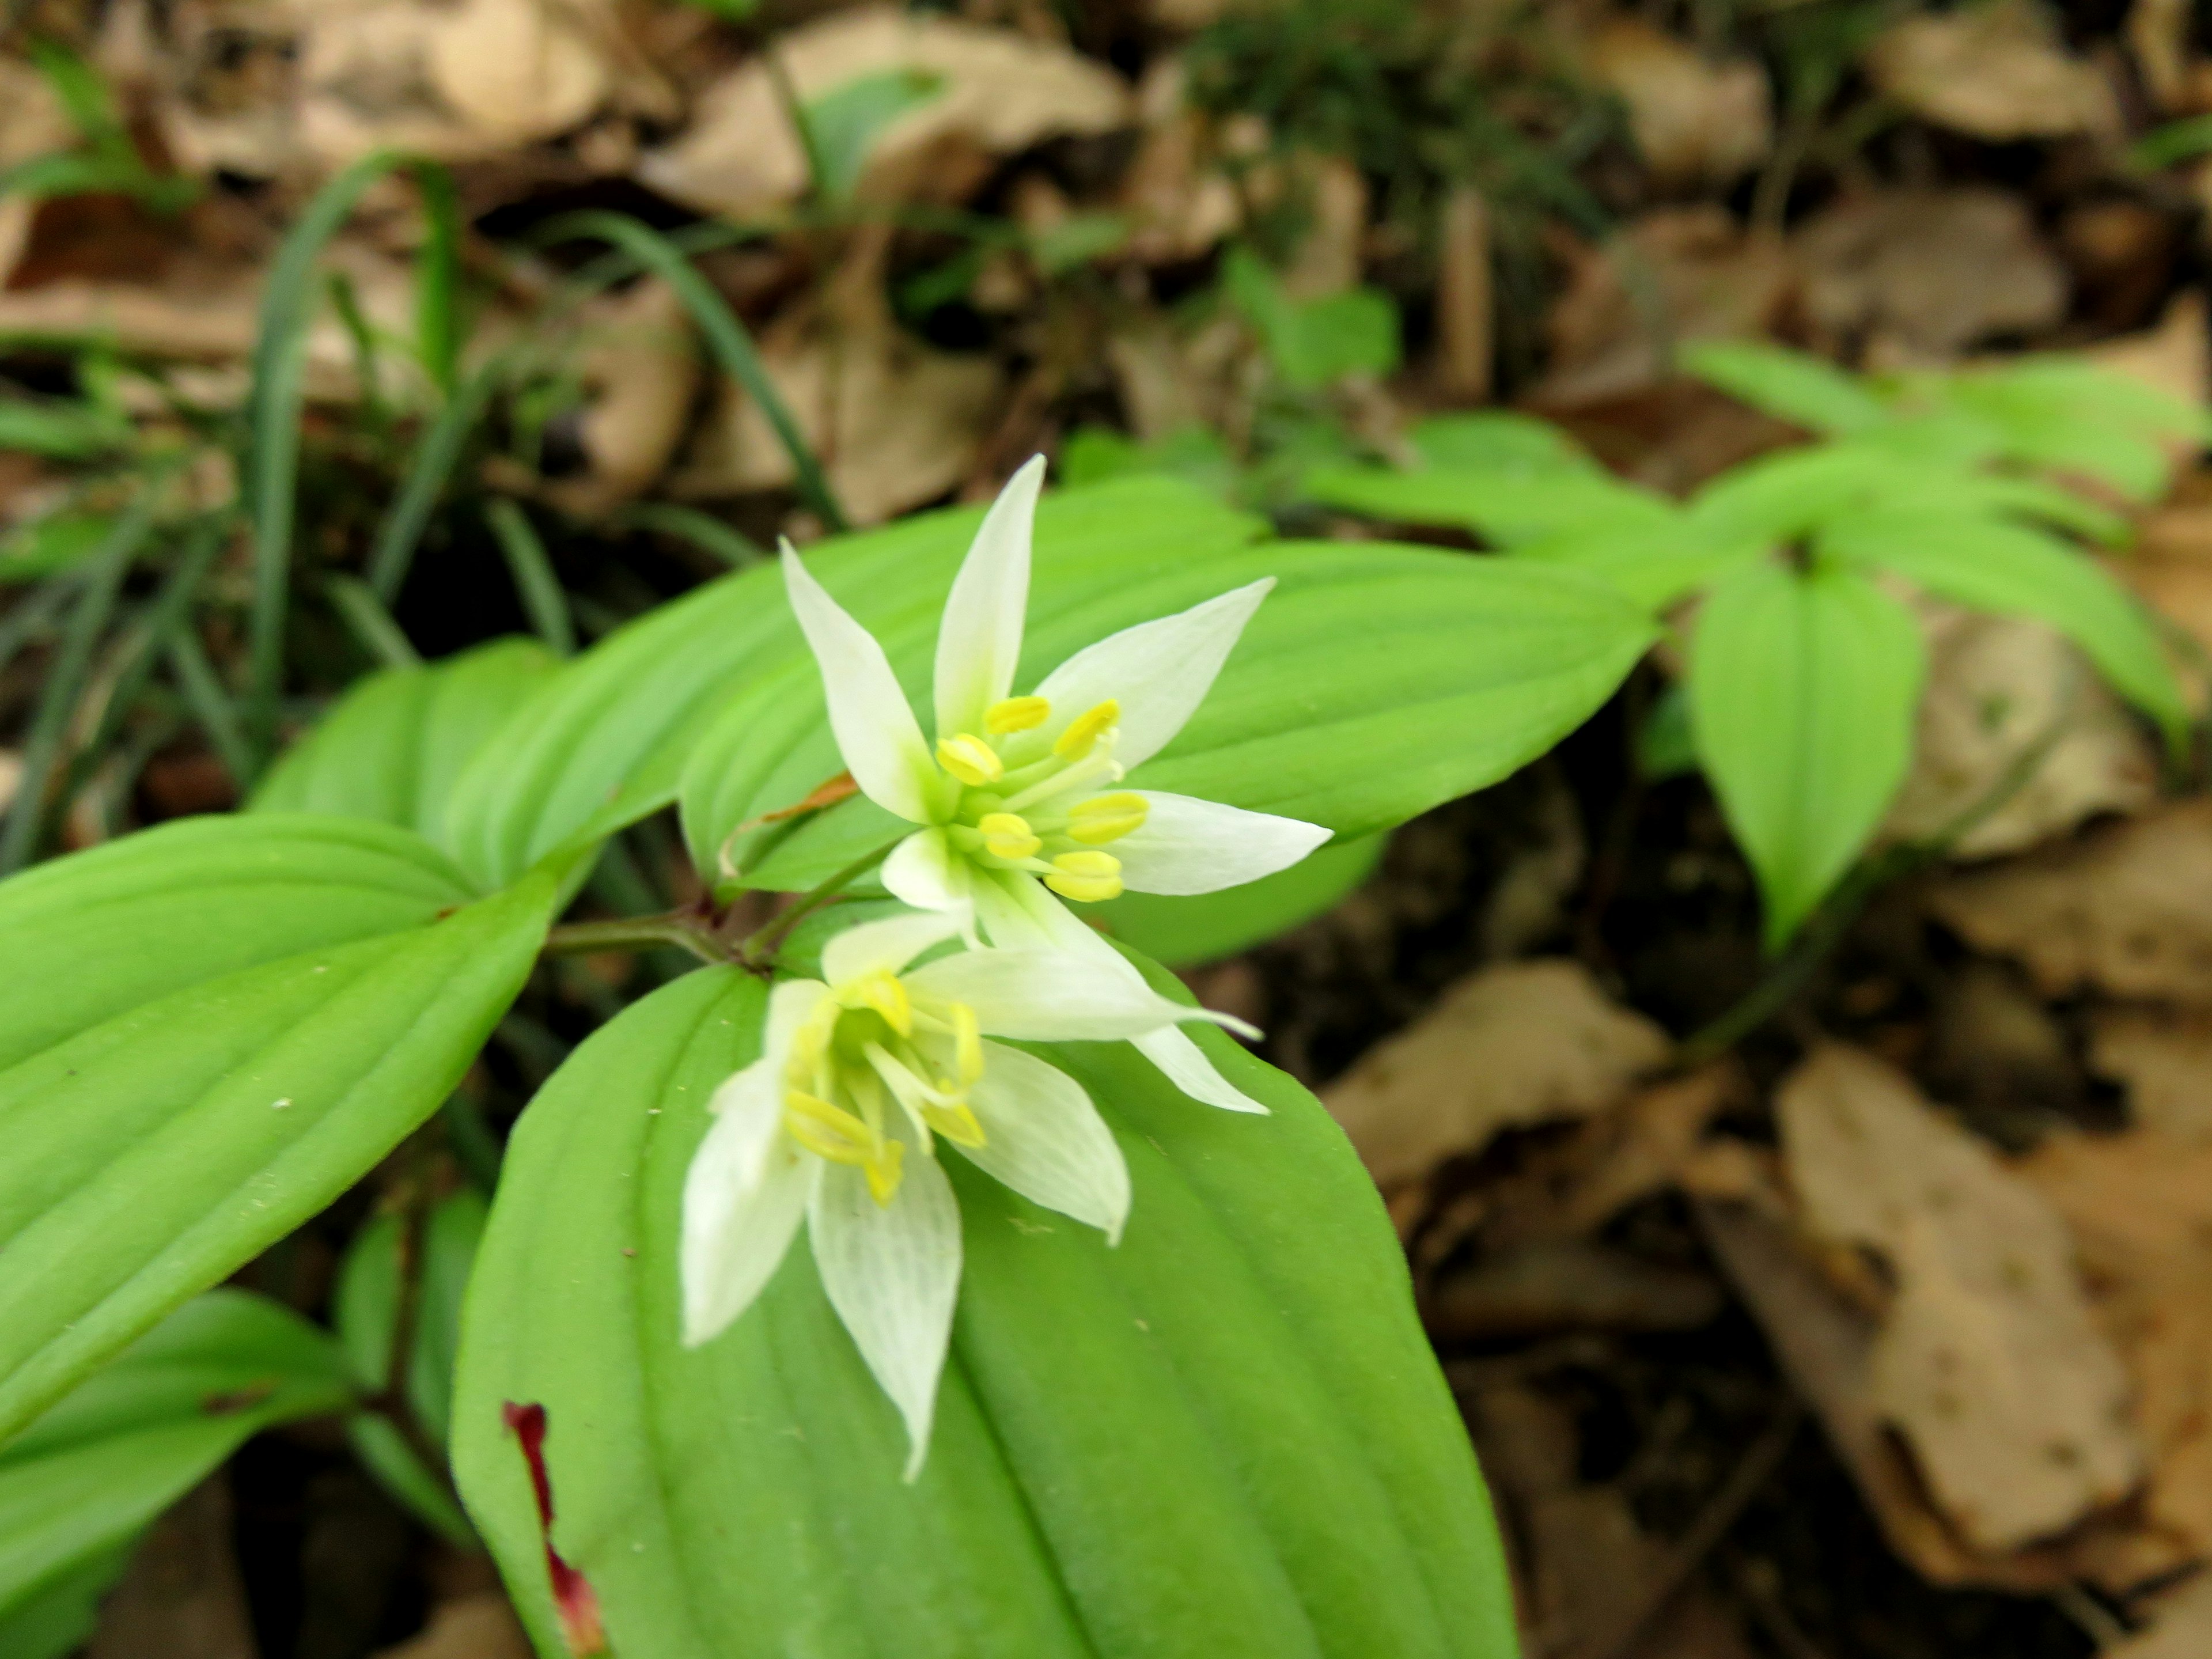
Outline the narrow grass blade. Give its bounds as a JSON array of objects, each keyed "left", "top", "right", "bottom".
[
  {"left": 412, "top": 162, "right": 464, "bottom": 398},
  {"left": 366, "top": 365, "right": 497, "bottom": 604},
  {"left": 484, "top": 499, "right": 575, "bottom": 656},
  {"left": 243, "top": 147, "right": 407, "bottom": 772},
  {"left": 620, "top": 501, "right": 767, "bottom": 570},
  {"left": 166, "top": 630, "right": 253, "bottom": 791},
  {"left": 0, "top": 500, "right": 157, "bottom": 872},
  {"left": 531, "top": 210, "right": 849, "bottom": 532},
  {"left": 327, "top": 574, "right": 422, "bottom": 671}
]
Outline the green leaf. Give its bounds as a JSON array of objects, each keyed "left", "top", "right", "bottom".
[
  {"left": 0, "top": 816, "right": 556, "bottom": 1439},
  {"left": 1820, "top": 510, "right": 2188, "bottom": 745},
  {"left": 1511, "top": 522, "right": 1762, "bottom": 612},
  {"left": 1932, "top": 361, "right": 2207, "bottom": 502},
  {"left": 0, "top": 1540, "right": 131, "bottom": 1659},
  {"left": 803, "top": 70, "right": 946, "bottom": 202},
  {"left": 0, "top": 512, "right": 116, "bottom": 583},
  {"left": 1224, "top": 249, "right": 1401, "bottom": 389},
  {"left": 1092, "top": 832, "right": 1385, "bottom": 967},
  {"left": 252, "top": 639, "right": 560, "bottom": 860},
  {"left": 0, "top": 397, "right": 130, "bottom": 460},
  {"left": 681, "top": 536, "right": 1653, "bottom": 892},
  {"left": 1680, "top": 340, "right": 1891, "bottom": 435},
  {"left": 0, "top": 1289, "right": 350, "bottom": 1616},
  {"left": 1688, "top": 557, "right": 1926, "bottom": 946},
  {"left": 452, "top": 968, "right": 1517, "bottom": 1659},
  {"left": 1408, "top": 412, "right": 1600, "bottom": 475},
  {"left": 446, "top": 479, "right": 1270, "bottom": 889},
  {"left": 1302, "top": 463, "right": 1676, "bottom": 547}
]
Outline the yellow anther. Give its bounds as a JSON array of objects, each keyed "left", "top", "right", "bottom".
[
  {"left": 1053, "top": 699, "right": 1120, "bottom": 760},
  {"left": 949, "top": 1002, "right": 983, "bottom": 1085},
  {"left": 986, "top": 695, "right": 1050, "bottom": 734},
  {"left": 855, "top": 971, "right": 912, "bottom": 1037},
  {"left": 863, "top": 1139, "right": 907, "bottom": 1206},
  {"left": 924, "top": 1100, "right": 987, "bottom": 1149},
  {"left": 977, "top": 811, "right": 1041, "bottom": 861},
  {"left": 783, "top": 1091, "right": 876, "bottom": 1165},
  {"left": 1067, "top": 791, "right": 1149, "bottom": 845},
  {"left": 936, "top": 733, "right": 1005, "bottom": 786},
  {"left": 1044, "top": 849, "right": 1124, "bottom": 903}
]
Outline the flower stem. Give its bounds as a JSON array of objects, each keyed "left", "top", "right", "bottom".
[
  {"left": 735, "top": 836, "right": 911, "bottom": 966},
  {"left": 543, "top": 915, "right": 733, "bottom": 965}
]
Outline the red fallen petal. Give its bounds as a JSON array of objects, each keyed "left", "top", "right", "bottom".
[{"left": 503, "top": 1401, "right": 607, "bottom": 1656}]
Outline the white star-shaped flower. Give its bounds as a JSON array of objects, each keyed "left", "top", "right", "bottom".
[
  {"left": 778, "top": 455, "right": 1329, "bottom": 1114},
  {"left": 680, "top": 908, "right": 1252, "bottom": 1476}
]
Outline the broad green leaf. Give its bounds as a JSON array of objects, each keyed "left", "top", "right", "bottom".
[
  {"left": 0, "top": 1290, "right": 350, "bottom": 1617},
  {"left": 1511, "top": 522, "right": 1763, "bottom": 611},
  {"left": 1688, "top": 557, "right": 1926, "bottom": 945},
  {"left": 1303, "top": 463, "right": 1675, "bottom": 547},
  {"left": 681, "top": 539, "right": 1653, "bottom": 892},
  {"left": 0, "top": 817, "right": 556, "bottom": 1439},
  {"left": 1092, "top": 832, "right": 1385, "bottom": 967},
  {"left": 1680, "top": 340, "right": 1891, "bottom": 435},
  {"left": 452, "top": 968, "right": 1517, "bottom": 1659},
  {"left": 443, "top": 478, "right": 1268, "bottom": 891},
  {"left": 251, "top": 639, "right": 559, "bottom": 862},
  {"left": 1057, "top": 425, "right": 1241, "bottom": 501},
  {"left": 1223, "top": 249, "right": 1400, "bottom": 389},
  {"left": 0, "top": 1541, "right": 130, "bottom": 1659},
  {"left": 1820, "top": 510, "right": 2187, "bottom": 745},
  {"left": 1930, "top": 361, "right": 2207, "bottom": 502},
  {"left": 1409, "top": 412, "right": 1599, "bottom": 475}
]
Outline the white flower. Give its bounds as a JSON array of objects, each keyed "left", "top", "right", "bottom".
[
  {"left": 680, "top": 909, "right": 1252, "bottom": 1478},
  {"left": 779, "top": 454, "right": 1329, "bottom": 1114}
]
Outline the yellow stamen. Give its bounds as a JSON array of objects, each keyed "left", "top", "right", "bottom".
[
  {"left": 783, "top": 1091, "right": 876, "bottom": 1165},
  {"left": 924, "top": 1100, "right": 987, "bottom": 1149},
  {"left": 977, "top": 811, "right": 1041, "bottom": 861},
  {"left": 1044, "top": 849, "right": 1124, "bottom": 903},
  {"left": 986, "top": 695, "right": 1050, "bottom": 734},
  {"left": 1053, "top": 699, "right": 1120, "bottom": 760},
  {"left": 854, "top": 970, "right": 912, "bottom": 1037},
  {"left": 936, "top": 733, "right": 1005, "bottom": 786},
  {"left": 1067, "top": 791, "right": 1149, "bottom": 845},
  {"left": 864, "top": 1139, "right": 906, "bottom": 1206},
  {"left": 949, "top": 1002, "right": 983, "bottom": 1085}
]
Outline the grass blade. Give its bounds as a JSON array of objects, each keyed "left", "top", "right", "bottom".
[
  {"left": 167, "top": 629, "right": 253, "bottom": 791},
  {"left": 243, "top": 147, "right": 408, "bottom": 772},
  {"left": 531, "top": 210, "right": 849, "bottom": 532},
  {"left": 413, "top": 162, "right": 465, "bottom": 397},
  {"left": 0, "top": 494, "right": 159, "bottom": 872},
  {"left": 326, "top": 574, "right": 422, "bottom": 671},
  {"left": 484, "top": 498, "right": 575, "bottom": 656},
  {"left": 366, "top": 364, "right": 497, "bottom": 604},
  {"left": 619, "top": 501, "right": 767, "bottom": 570}
]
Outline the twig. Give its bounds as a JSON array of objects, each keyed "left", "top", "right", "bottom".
[
  {"left": 733, "top": 836, "right": 909, "bottom": 964},
  {"left": 543, "top": 914, "right": 733, "bottom": 965}
]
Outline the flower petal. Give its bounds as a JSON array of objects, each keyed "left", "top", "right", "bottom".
[
  {"left": 808, "top": 1126, "right": 963, "bottom": 1481},
  {"left": 962, "top": 1041, "right": 1131, "bottom": 1242},
  {"left": 763, "top": 978, "right": 828, "bottom": 1067},
  {"left": 681, "top": 1056, "right": 816, "bottom": 1346},
  {"left": 906, "top": 948, "right": 1256, "bottom": 1041},
  {"left": 933, "top": 456, "right": 1044, "bottom": 740},
  {"left": 821, "top": 910, "right": 964, "bottom": 986},
  {"left": 881, "top": 828, "right": 972, "bottom": 921},
  {"left": 1032, "top": 578, "right": 1274, "bottom": 771},
  {"left": 1109, "top": 792, "right": 1332, "bottom": 897},
  {"left": 781, "top": 544, "right": 936, "bottom": 824},
  {"left": 1134, "top": 1024, "right": 1271, "bottom": 1115}
]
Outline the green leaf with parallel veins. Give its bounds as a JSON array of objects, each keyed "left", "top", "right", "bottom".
[
  {"left": 1819, "top": 510, "right": 2187, "bottom": 747},
  {"left": 452, "top": 968, "right": 1517, "bottom": 1659},
  {"left": 442, "top": 478, "right": 1269, "bottom": 891},
  {"left": 680, "top": 538, "right": 1652, "bottom": 893},
  {"left": 1680, "top": 340, "right": 1892, "bottom": 435},
  {"left": 0, "top": 815, "right": 556, "bottom": 1440},
  {"left": 252, "top": 639, "right": 559, "bottom": 859},
  {"left": 1302, "top": 463, "right": 1675, "bottom": 548},
  {"left": 0, "top": 1290, "right": 350, "bottom": 1616},
  {"left": 1689, "top": 556, "right": 1926, "bottom": 946}
]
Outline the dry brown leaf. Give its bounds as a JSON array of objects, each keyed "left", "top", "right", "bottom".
[
  {"left": 639, "top": 6, "right": 1130, "bottom": 221},
  {"left": 373, "top": 1593, "right": 535, "bottom": 1659},
  {"left": 2023, "top": 1131, "right": 2212, "bottom": 1584},
  {"left": 1797, "top": 189, "right": 2069, "bottom": 362},
  {"left": 1588, "top": 19, "right": 1771, "bottom": 191},
  {"left": 0, "top": 56, "right": 73, "bottom": 285},
  {"left": 1556, "top": 1063, "right": 1741, "bottom": 1234},
  {"left": 1880, "top": 604, "right": 2156, "bottom": 859},
  {"left": 2115, "top": 1571, "right": 2212, "bottom": 1656},
  {"left": 1321, "top": 959, "right": 1670, "bottom": 1191},
  {"left": 87, "top": 1479, "right": 256, "bottom": 1659},
  {"left": 1927, "top": 800, "right": 2212, "bottom": 1003},
  {"left": 1279, "top": 153, "right": 1367, "bottom": 300},
  {"left": 1533, "top": 208, "right": 1796, "bottom": 407},
  {"left": 427, "top": 0, "right": 612, "bottom": 146},
  {"left": 2087, "top": 290, "right": 2209, "bottom": 412},
  {"left": 2089, "top": 1007, "right": 2212, "bottom": 1141},
  {"left": 1865, "top": 0, "right": 2120, "bottom": 142},
  {"left": 1427, "top": 1237, "right": 1724, "bottom": 1340},
  {"left": 2129, "top": 0, "right": 2195, "bottom": 111},
  {"left": 1779, "top": 1045, "right": 2142, "bottom": 1554},
  {"left": 541, "top": 276, "right": 700, "bottom": 519}
]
